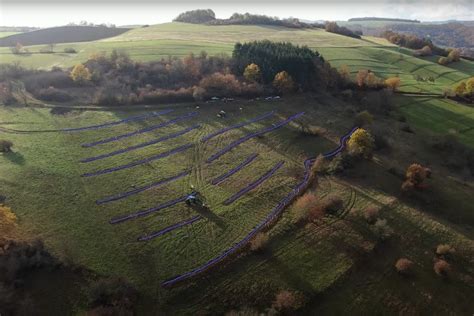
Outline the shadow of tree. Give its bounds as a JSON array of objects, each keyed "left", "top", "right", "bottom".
[{"left": 3, "top": 151, "right": 26, "bottom": 165}]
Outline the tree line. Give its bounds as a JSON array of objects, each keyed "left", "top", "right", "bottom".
[{"left": 173, "top": 9, "right": 323, "bottom": 29}]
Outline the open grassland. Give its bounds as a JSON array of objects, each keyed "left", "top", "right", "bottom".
[
  {"left": 0, "top": 22, "right": 472, "bottom": 166},
  {"left": 0, "top": 22, "right": 385, "bottom": 69},
  {"left": 1, "top": 94, "right": 473, "bottom": 313},
  {"left": 0, "top": 32, "right": 21, "bottom": 39}
]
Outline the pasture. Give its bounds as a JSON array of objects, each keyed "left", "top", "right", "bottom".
[
  {"left": 1, "top": 21, "right": 472, "bottom": 149},
  {"left": 1, "top": 94, "right": 473, "bottom": 313},
  {"left": 0, "top": 32, "right": 21, "bottom": 39}
]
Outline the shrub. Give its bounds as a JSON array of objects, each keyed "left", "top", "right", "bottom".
[
  {"left": 354, "top": 110, "right": 373, "bottom": 126},
  {"left": 10, "top": 43, "right": 24, "bottom": 54},
  {"left": 364, "top": 206, "right": 380, "bottom": 224},
  {"left": 339, "top": 65, "right": 351, "bottom": 82},
  {"left": 433, "top": 259, "right": 451, "bottom": 276},
  {"left": 466, "top": 77, "right": 474, "bottom": 94},
  {"left": 402, "top": 163, "right": 430, "bottom": 191},
  {"left": 23, "top": 71, "right": 74, "bottom": 91},
  {"left": 250, "top": 232, "right": 269, "bottom": 251},
  {"left": 35, "top": 86, "right": 72, "bottom": 102},
  {"left": 372, "top": 130, "right": 390, "bottom": 150},
  {"left": 326, "top": 153, "right": 354, "bottom": 175},
  {"left": 413, "top": 45, "right": 432, "bottom": 56},
  {"left": 347, "top": 128, "right": 375, "bottom": 159},
  {"left": 138, "top": 87, "right": 194, "bottom": 104},
  {"left": 273, "top": 71, "right": 295, "bottom": 94},
  {"left": 0, "top": 204, "right": 17, "bottom": 235},
  {"left": 0, "top": 140, "right": 13, "bottom": 153},
  {"left": 0, "top": 83, "right": 16, "bottom": 105},
  {"left": 454, "top": 81, "right": 466, "bottom": 96},
  {"left": 243, "top": 63, "right": 262, "bottom": 82},
  {"left": 93, "top": 81, "right": 131, "bottom": 105},
  {"left": 325, "top": 22, "right": 361, "bottom": 38},
  {"left": 198, "top": 72, "right": 241, "bottom": 99},
  {"left": 438, "top": 57, "right": 449, "bottom": 65},
  {"left": 385, "top": 77, "right": 401, "bottom": 91},
  {"left": 272, "top": 290, "right": 303, "bottom": 311},
  {"left": 63, "top": 47, "right": 77, "bottom": 53},
  {"left": 395, "top": 258, "right": 414, "bottom": 274},
  {"left": 292, "top": 192, "right": 333, "bottom": 223},
  {"left": 293, "top": 193, "right": 318, "bottom": 223},
  {"left": 322, "top": 195, "right": 344, "bottom": 214},
  {"left": 0, "top": 239, "right": 58, "bottom": 284},
  {"left": 355, "top": 70, "right": 384, "bottom": 89},
  {"left": 447, "top": 49, "right": 461, "bottom": 62},
  {"left": 436, "top": 244, "right": 455, "bottom": 256},
  {"left": 311, "top": 154, "right": 326, "bottom": 175},
  {"left": 372, "top": 218, "right": 393, "bottom": 241},
  {"left": 87, "top": 277, "right": 138, "bottom": 312},
  {"left": 240, "top": 82, "right": 265, "bottom": 98},
  {"left": 70, "top": 64, "right": 91, "bottom": 83}
]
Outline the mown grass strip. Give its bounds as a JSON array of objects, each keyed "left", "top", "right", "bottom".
[
  {"left": 210, "top": 153, "right": 258, "bottom": 185},
  {"left": 109, "top": 195, "right": 188, "bottom": 224},
  {"left": 82, "top": 111, "right": 198, "bottom": 148},
  {"left": 161, "top": 127, "right": 358, "bottom": 288},
  {"left": 137, "top": 215, "right": 202, "bottom": 241},
  {"left": 81, "top": 124, "right": 200, "bottom": 163},
  {"left": 96, "top": 170, "right": 191, "bottom": 204},
  {"left": 201, "top": 111, "right": 275, "bottom": 142},
  {"left": 206, "top": 112, "right": 304, "bottom": 163},
  {"left": 62, "top": 109, "right": 173, "bottom": 132},
  {"left": 223, "top": 160, "right": 284, "bottom": 205},
  {"left": 81, "top": 143, "right": 193, "bottom": 177}
]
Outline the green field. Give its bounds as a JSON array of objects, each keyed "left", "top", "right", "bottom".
[
  {"left": 1, "top": 21, "right": 472, "bottom": 149},
  {"left": 0, "top": 31, "right": 21, "bottom": 39},
  {"left": 1, "top": 94, "right": 473, "bottom": 313},
  {"left": 1, "top": 22, "right": 474, "bottom": 313}
]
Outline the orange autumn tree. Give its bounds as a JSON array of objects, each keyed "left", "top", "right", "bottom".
[
  {"left": 402, "top": 163, "right": 431, "bottom": 191},
  {"left": 273, "top": 71, "right": 295, "bottom": 94}
]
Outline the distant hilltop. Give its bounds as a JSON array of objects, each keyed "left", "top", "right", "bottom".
[{"left": 348, "top": 17, "right": 420, "bottom": 23}]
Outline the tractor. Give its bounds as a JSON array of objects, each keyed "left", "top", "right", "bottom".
[{"left": 185, "top": 189, "right": 207, "bottom": 209}]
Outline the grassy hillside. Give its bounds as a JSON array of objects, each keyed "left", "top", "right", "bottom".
[
  {"left": 0, "top": 22, "right": 472, "bottom": 149},
  {"left": 0, "top": 25, "right": 130, "bottom": 47},
  {"left": 0, "top": 22, "right": 385, "bottom": 69},
  {"left": 0, "top": 31, "right": 21, "bottom": 39},
  {"left": 1, "top": 94, "right": 473, "bottom": 313}
]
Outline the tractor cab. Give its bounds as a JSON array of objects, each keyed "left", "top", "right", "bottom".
[{"left": 185, "top": 190, "right": 205, "bottom": 207}]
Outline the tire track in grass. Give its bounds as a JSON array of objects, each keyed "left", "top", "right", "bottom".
[
  {"left": 110, "top": 195, "right": 189, "bottom": 224},
  {"left": 81, "top": 143, "right": 193, "bottom": 177},
  {"left": 61, "top": 109, "right": 174, "bottom": 132},
  {"left": 210, "top": 153, "right": 258, "bottom": 185},
  {"left": 206, "top": 112, "right": 304, "bottom": 163},
  {"left": 200, "top": 111, "right": 275, "bottom": 142},
  {"left": 160, "top": 126, "right": 358, "bottom": 288},
  {"left": 82, "top": 111, "right": 198, "bottom": 148},
  {"left": 80, "top": 124, "right": 200, "bottom": 163},
  {"left": 223, "top": 161, "right": 285, "bottom": 205},
  {"left": 95, "top": 170, "right": 191, "bottom": 204}
]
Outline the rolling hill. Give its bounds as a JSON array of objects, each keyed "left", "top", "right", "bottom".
[
  {"left": 1, "top": 21, "right": 473, "bottom": 314},
  {"left": 0, "top": 25, "right": 130, "bottom": 47}
]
